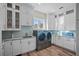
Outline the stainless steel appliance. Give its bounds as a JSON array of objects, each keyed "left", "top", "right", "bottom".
[{"left": 33, "top": 30, "right": 52, "bottom": 51}]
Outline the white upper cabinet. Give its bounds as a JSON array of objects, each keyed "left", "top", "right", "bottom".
[
  {"left": 21, "top": 4, "right": 34, "bottom": 26},
  {"left": 0, "top": 3, "right": 21, "bottom": 30}
]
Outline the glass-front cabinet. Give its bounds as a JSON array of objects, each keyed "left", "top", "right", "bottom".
[
  {"left": 2, "top": 3, "right": 21, "bottom": 30},
  {"left": 15, "top": 12, "right": 20, "bottom": 28},
  {"left": 7, "top": 10, "right": 12, "bottom": 28}
]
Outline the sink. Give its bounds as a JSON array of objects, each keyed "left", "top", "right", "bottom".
[{"left": 23, "top": 36, "right": 32, "bottom": 38}]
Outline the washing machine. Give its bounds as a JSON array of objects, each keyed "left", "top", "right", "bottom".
[
  {"left": 46, "top": 31, "right": 52, "bottom": 47},
  {"left": 36, "top": 30, "right": 52, "bottom": 51}
]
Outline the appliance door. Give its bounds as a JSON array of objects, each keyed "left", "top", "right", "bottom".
[
  {"left": 47, "top": 32, "right": 52, "bottom": 42},
  {"left": 38, "top": 33, "right": 46, "bottom": 41}
]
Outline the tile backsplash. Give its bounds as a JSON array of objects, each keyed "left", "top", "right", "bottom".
[
  {"left": 21, "top": 26, "right": 33, "bottom": 37},
  {"left": 12, "top": 26, "right": 33, "bottom": 38},
  {"left": 2, "top": 31, "right": 12, "bottom": 39},
  {"left": 2, "top": 26, "right": 33, "bottom": 39}
]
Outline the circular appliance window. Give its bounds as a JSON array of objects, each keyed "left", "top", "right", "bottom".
[
  {"left": 38, "top": 33, "right": 46, "bottom": 41},
  {"left": 47, "top": 32, "right": 52, "bottom": 41}
]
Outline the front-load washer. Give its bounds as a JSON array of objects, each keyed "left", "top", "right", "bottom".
[
  {"left": 36, "top": 30, "right": 52, "bottom": 51},
  {"left": 36, "top": 30, "right": 47, "bottom": 50},
  {"left": 46, "top": 31, "right": 52, "bottom": 47}
]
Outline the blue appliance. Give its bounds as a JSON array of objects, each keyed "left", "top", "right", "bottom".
[{"left": 36, "top": 30, "right": 52, "bottom": 51}]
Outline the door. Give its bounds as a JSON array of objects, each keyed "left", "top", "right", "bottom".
[
  {"left": 21, "top": 39, "right": 28, "bottom": 54},
  {"left": 12, "top": 40, "right": 21, "bottom": 56},
  {"left": 4, "top": 41, "right": 13, "bottom": 56}
]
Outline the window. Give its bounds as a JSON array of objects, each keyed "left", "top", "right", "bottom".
[
  {"left": 7, "top": 3, "right": 12, "bottom": 8},
  {"left": 33, "top": 18, "right": 45, "bottom": 29},
  {"left": 7, "top": 10, "right": 12, "bottom": 28},
  {"left": 15, "top": 5, "right": 20, "bottom": 10}
]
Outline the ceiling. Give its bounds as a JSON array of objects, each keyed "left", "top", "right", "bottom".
[{"left": 30, "top": 3, "right": 75, "bottom": 14}]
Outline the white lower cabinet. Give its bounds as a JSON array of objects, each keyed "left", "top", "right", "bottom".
[
  {"left": 63, "top": 37, "right": 76, "bottom": 52},
  {"left": 21, "top": 39, "right": 29, "bottom": 54},
  {"left": 21, "top": 37, "right": 36, "bottom": 54},
  {"left": 12, "top": 40, "right": 21, "bottom": 56},
  {"left": 54, "top": 36, "right": 75, "bottom": 52},
  {"left": 0, "top": 46, "right": 2, "bottom": 56},
  {"left": 54, "top": 36, "right": 64, "bottom": 47},
  {"left": 28, "top": 38, "right": 36, "bottom": 51},
  {"left": 4, "top": 41, "right": 13, "bottom": 56},
  {"left": 3, "top": 37, "right": 36, "bottom": 56}
]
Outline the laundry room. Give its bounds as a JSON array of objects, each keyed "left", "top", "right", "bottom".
[{"left": 0, "top": 3, "right": 79, "bottom": 56}]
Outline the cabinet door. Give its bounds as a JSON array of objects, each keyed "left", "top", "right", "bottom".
[
  {"left": 15, "top": 12, "right": 20, "bottom": 28},
  {"left": 21, "top": 4, "right": 33, "bottom": 26},
  {"left": 7, "top": 10, "right": 12, "bottom": 28},
  {"left": 28, "top": 38, "right": 36, "bottom": 51},
  {"left": 54, "top": 36, "right": 64, "bottom": 47},
  {"left": 26, "top": 12, "right": 33, "bottom": 26},
  {"left": 12, "top": 40, "right": 21, "bottom": 56},
  {"left": 4, "top": 41, "right": 12, "bottom": 56},
  {"left": 21, "top": 39, "right": 28, "bottom": 54},
  {"left": 0, "top": 46, "right": 2, "bottom": 56},
  {"left": 63, "top": 37, "right": 75, "bottom": 51}
]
